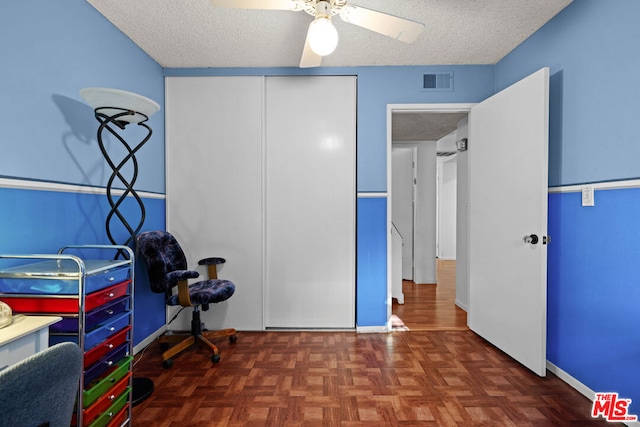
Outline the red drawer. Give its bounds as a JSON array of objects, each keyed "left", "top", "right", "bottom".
[
  {"left": 83, "top": 326, "right": 131, "bottom": 368},
  {"left": 3, "top": 280, "right": 130, "bottom": 314},
  {"left": 85, "top": 280, "right": 130, "bottom": 311},
  {"left": 73, "top": 372, "right": 131, "bottom": 427},
  {"left": 4, "top": 295, "right": 79, "bottom": 314}
]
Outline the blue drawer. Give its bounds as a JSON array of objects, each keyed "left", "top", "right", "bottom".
[
  {"left": 0, "top": 260, "right": 130, "bottom": 295},
  {"left": 51, "top": 311, "right": 131, "bottom": 351},
  {"left": 50, "top": 296, "right": 130, "bottom": 333},
  {"left": 84, "top": 265, "right": 130, "bottom": 294}
]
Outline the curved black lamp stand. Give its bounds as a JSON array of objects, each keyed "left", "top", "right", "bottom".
[
  {"left": 82, "top": 87, "right": 160, "bottom": 408},
  {"left": 94, "top": 107, "right": 150, "bottom": 260},
  {"left": 92, "top": 107, "right": 155, "bottom": 407}
]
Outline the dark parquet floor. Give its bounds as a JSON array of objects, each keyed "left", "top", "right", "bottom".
[{"left": 131, "top": 261, "right": 614, "bottom": 426}]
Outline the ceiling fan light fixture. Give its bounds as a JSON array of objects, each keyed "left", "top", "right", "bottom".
[{"left": 308, "top": 16, "right": 338, "bottom": 56}]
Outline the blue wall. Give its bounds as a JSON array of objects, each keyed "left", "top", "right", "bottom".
[
  {"left": 496, "top": 0, "right": 640, "bottom": 413},
  {"left": 1, "top": 0, "right": 167, "bottom": 345},
  {"left": 548, "top": 189, "right": 640, "bottom": 412},
  {"left": 1, "top": 1, "right": 165, "bottom": 193},
  {"left": 356, "top": 197, "right": 387, "bottom": 327},
  {"left": 495, "top": 0, "right": 640, "bottom": 188}
]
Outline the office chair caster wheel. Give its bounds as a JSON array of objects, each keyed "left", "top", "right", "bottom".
[
  {"left": 162, "top": 359, "right": 173, "bottom": 369},
  {"left": 211, "top": 354, "right": 220, "bottom": 364},
  {"left": 230, "top": 334, "right": 237, "bottom": 343}
]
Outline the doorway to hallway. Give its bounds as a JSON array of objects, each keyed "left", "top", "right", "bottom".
[{"left": 392, "top": 259, "right": 467, "bottom": 331}]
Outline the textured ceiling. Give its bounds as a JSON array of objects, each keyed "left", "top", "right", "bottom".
[
  {"left": 87, "top": 0, "right": 571, "bottom": 144},
  {"left": 393, "top": 112, "right": 468, "bottom": 142},
  {"left": 87, "top": 0, "right": 572, "bottom": 69}
]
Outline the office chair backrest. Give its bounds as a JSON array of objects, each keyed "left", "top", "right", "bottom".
[
  {"left": 136, "top": 230, "right": 188, "bottom": 294},
  {"left": 0, "top": 341, "right": 82, "bottom": 427}
]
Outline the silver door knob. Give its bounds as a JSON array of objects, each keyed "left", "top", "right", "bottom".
[{"left": 524, "top": 234, "right": 539, "bottom": 244}]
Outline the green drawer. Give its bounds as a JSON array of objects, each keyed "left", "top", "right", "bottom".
[
  {"left": 87, "top": 387, "right": 130, "bottom": 427},
  {"left": 83, "top": 356, "right": 132, "bottom": 408}
]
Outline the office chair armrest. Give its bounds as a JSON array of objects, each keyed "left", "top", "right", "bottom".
[
  {"left": 166, "top": 269, "right": 199, "bottom": 282},
  {"left": 198, "top": 257, "right": 226, "bottom": 266},
  {"left": 198, "top": 258, "right": 226, "bottom": 280},
  {"left": 177, "top": 279, "right": 192, "bottom": 307}
]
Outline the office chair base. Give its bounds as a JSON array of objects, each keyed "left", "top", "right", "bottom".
[{"left": 158, "top": 328, "right": 237, "bottom": 369}]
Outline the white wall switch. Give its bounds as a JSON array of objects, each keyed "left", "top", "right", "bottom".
[{"left": 582, "top": 186, "right": 594, "bottom": 206}]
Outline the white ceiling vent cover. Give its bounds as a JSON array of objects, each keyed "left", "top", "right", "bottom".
[{"left": 423, "top": 72, "right": 453, "bottom": 91}]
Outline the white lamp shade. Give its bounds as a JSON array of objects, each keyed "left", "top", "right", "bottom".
[
  {"left": 80, "top": 87, "right": 160, "bottom": 124},
  {"left": 308, "top": 17, "right": 338, "bottom": 56}
]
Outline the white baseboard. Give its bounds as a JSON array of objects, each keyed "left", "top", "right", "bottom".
[
  {"left": 455, "top": 299, "right": 468, "bottom": 312},
  {"left": 546, "top": 360, "right": 594, "bottom": 400},
  {"left": 414, "top": 278, "right": 437, "bottom": 285},
  {"left": 133, "top": 325, "right": 167, "bottom": 355},
  {"left": 547, "top": 361, "right": 640, "bottom": 427},
  {"left": 357, "top": 325, "right": 390, "bottom": 333}
]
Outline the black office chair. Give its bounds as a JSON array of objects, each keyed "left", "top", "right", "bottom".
[
  {"left": 0, "top": 342, "right": 82, "bottom": 427},
  {"left": 136, "top": 230, "right": 237, "bottom": 368}
]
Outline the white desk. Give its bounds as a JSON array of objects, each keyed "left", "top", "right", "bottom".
[{"left": 0, "top": 315, "right": 61, "bottom": 370}]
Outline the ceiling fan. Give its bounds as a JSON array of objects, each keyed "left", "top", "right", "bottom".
[{"left": 210, "top": 0, "right": 425, "bottom": 68}]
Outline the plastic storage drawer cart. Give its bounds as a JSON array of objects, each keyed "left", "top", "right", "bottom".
[{"left": 0, "top": 245, "right": 134, "bottom": 427}]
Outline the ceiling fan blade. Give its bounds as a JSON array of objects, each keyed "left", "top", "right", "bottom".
[
  {"left": 299, "top": 24, "right": 323, "bottom": 68},
  {"left": 339, "top": 5, "right": 424, "bottom": 43},
  {"left": 210, "top": 0, "right": 303, "bottom": 11}
]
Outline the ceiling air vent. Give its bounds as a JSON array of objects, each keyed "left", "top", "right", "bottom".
[{"left": 423, "top": 72, "right": 453, "bottom": 91}]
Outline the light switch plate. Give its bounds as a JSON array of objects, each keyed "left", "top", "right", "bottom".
[{"left": 582, "top": 186, "right": 594, "bottom": 206}]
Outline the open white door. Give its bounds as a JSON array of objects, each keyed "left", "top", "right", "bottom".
[{"left": 468, "top": 68, "right": 549, "bottom": 376}]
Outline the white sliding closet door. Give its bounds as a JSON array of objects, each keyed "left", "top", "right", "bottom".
[
  {"left": 265, "top": 76, "right": 356, "bottom": 329},
  {"left": 165, "top": 76, "right": 264, "bottom": 331}
]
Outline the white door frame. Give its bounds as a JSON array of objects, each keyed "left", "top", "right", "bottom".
[{"left": 386, "top": 104, "right": 474, "bottom": 325}]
